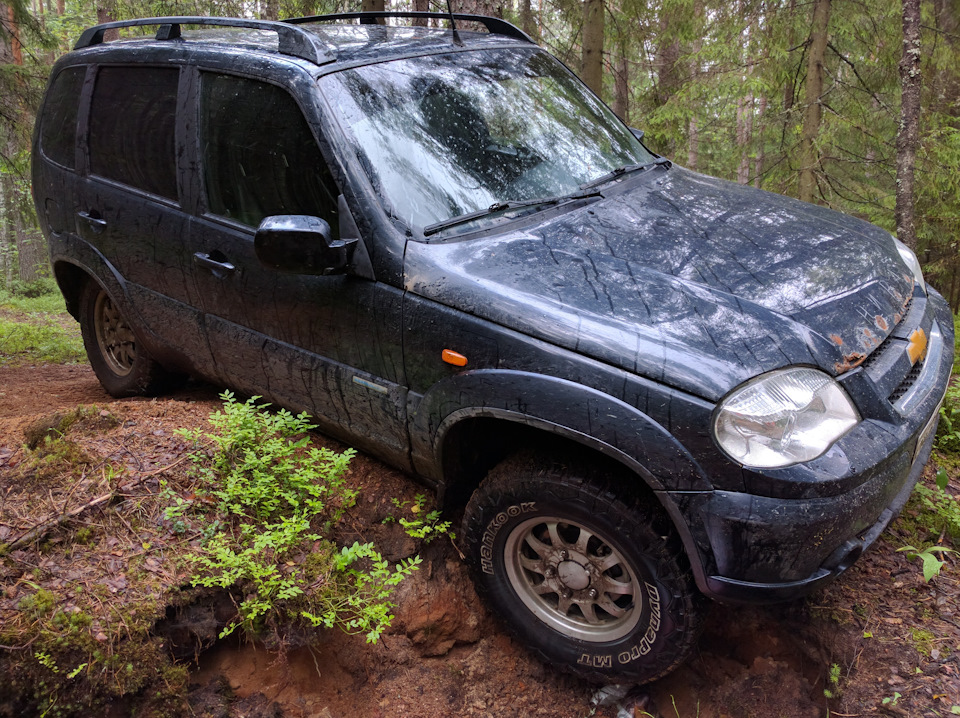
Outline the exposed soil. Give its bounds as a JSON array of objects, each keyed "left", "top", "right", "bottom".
[{"left": 2, "top": 361, "right": 960, "bottom": 718}]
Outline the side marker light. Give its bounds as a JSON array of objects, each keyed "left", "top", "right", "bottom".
[{"left": 442, "top": 349, "right": 468, "bottom": 367}]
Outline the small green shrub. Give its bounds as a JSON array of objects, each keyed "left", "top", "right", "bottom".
[
  {"left": 823, "top": 662, "right": 842, "bottom": 699},
  {"left": 384, "top": 493, "right": 454, "bottom": 544},
  {"left": 0, "top": 316, "right": 85, "bottom": 365},
  {"left": 912, "top": 468, "right": 960, "bottom": 539},
  {"left": 938, "top": 382, "right": 960, "bottom": 454},
  {"left": 173, "top": 392, "right": 418, "bottom": 641},
  {"left": 6, "top": 277, "right": 59, "bottom": 299}
]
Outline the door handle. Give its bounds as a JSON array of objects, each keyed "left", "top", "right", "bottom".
[
  {"left": 76, "top": 211, "right": 107, "bottom": 234},
  {"left": 193, "top": 252, "right": 236, "bottom": 275}
]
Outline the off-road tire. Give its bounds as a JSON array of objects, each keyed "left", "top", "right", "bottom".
[
  {"left": 79, "top": 280, "right": 181, "bottom": 397},
  {"left": 461, "top": 452, "right": 705, "bottom": 684}
]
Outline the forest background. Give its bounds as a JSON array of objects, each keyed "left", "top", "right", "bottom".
[{"left": 1, "top": 0, "right": 958, "bottom": 310}]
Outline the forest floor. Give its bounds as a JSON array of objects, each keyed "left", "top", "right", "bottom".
[{"left": 2, "top": 359, "right": 960, "bottom": 718}]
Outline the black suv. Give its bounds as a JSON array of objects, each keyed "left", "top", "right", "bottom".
[{"left": 32, "top": 13, "right": 954, "bottom": 684}]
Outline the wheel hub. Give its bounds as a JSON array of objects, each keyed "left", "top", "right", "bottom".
[{"left": 557, "top": 559, "right": 591, "bottom": 590}]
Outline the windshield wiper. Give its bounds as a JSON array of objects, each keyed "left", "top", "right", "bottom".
[
  {"left": 579, "top": 157, "right": 671, "bottom": 191},
  {"left": 422, "top": 188, "right": 604, "bottom": 237}
]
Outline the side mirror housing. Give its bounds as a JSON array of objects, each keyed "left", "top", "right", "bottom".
[
  {"left": 630, "top": 127, "right": 645, "bottom": 141},
  {"left": 254, "top": 215, "right": 357, "bottom": 275}
]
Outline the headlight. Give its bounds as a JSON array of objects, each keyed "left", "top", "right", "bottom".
[
  {"left": 893, "top": 236, "right": 925, "bottom": 294},
  {"left": 713, "top": 367, "right": 860, "bottom": 468}
]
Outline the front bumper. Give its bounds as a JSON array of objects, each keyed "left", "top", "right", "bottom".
[{"left": 678, "top": 288, "right": 954, "bottom": 604}]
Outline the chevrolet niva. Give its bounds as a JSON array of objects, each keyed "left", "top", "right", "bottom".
[{"left": 32, "top": 12, "right": 954, "bottom": 683}]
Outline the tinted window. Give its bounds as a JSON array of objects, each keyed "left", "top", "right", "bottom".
[
  {"left": 40, "top": 67, "right": 86, "bottom": 169},
  {"left": 200, "top": 73, "right": 339, "bottom": 233},
  {"left": 89, "top": 66, "right": 178, "bottom": 200}
]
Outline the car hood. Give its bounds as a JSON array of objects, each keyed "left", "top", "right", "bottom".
[{"left": 403, "top": 166, "right": 915, "bottom": 401}]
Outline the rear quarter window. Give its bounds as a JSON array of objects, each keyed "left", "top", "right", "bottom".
[
  {"left": 88, "top": 66, "right": 179, "bottom": 200},
  {"left": 39, "top": 66, "right": 86, "bottom": 169}
]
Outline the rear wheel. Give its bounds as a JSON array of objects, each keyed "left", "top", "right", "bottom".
[
  {"left": 79, "top": 280, "right": 181, "bottom": 397},
  {"left": 461, "top": 453, "right": 705, "bottom": 683}
]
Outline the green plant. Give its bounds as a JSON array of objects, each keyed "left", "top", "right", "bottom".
[
  {"left": 911, "top": 627, "right": 936, "bottom": 656},
  {"left": 911, "top": 468, "right": 960, "bottom": 539},
  {"left": 938, "top": 382, "right": 960, "bottom": 454},
  {"left": 174, "top": 392, "right": 418, "bottom": 641},
  {"left": 898, "top": 544, "right": 956, "bottom": 582},
  {"left": 881, "top": 691, "right": 901, "bottom": 706},
  {"left": 384, "top": 493, "right": 454, "bottom": 544},
  {"left": 0, "top": 315, "right": 85, "bottom": 366},
  {"left": 19, "top": 588, "right": 58, "bottom": 617},
  {"left": 3, "top": 277, "right": 59, "bottom": 299},
  {"left": 823, "top": 662, "right": 842, "bottom": 699}
]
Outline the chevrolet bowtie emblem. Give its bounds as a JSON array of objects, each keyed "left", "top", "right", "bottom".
[{"left": 907, "top": 328, "right": 928, "bottom": 365}]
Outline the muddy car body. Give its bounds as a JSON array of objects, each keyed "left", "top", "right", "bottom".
[{"left": 32, "top": 13, "right": 954, "bottom": 683}]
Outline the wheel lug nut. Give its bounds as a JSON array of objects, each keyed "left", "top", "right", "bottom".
[
  {"left": 561, "top": 588, "right": 572, "bottom": 599},
  {"left": 588, "top": 588, "right": 598, "bottom": 599},
  {"left": 545, "top": 566, "right": 556, "bottom": 578},
  {"left": 559, "top": 550, "right": 568, "bottom": 560}
]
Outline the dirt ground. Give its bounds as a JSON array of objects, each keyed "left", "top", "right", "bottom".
[{"left": 2, "top": 361, "right": 960, "bottom": 718}]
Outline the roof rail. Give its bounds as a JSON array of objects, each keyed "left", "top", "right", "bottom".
[
  {"left": 285, "top": 11, "right": 535, "bottom": 44},
  {"left": 73, "top": 16, "right": 335, "bottom": 65}
]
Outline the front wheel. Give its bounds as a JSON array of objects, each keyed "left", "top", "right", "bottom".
[
  {"left": 461, "top": 455, "right": 705, "bottom": 684},
  {"left": 79, "top": 280, "right": 181, "bottom": 397}
]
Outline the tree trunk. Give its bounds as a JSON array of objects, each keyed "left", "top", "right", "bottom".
[
  {"left": 0, "top": 175, "right": 12, "bottom": 290},
  {"left": 688, "top": 0, "right": 703, "bottom": 170},
  {"left": 613, "top": 49, "right": 629, "bottom": 123},
  {"left": 262, "top": 0, "right": 279, "bottom": 21},
  {"left": 581, "top": 0, "right": 603, "bottom": 96},
  {"left": 6, "top": 4, "right": 22, "bottom": 66},
  {"left": 737, "top": 65, "right": 754, "bottom": 185},
  {"left": 798, "top": 0, "right": 830, "bottom": 203},
  {"left": 96, "top": 5, "right": 118, "bottom": 42},
  {"left": 753, "top": 95, "right": 767, "bottom": 188},
  {"left": 687, "top": 117, "right": 698, "bottom": 169},
  {"left": 895, "top": 0, "right": 922, "bottom": 251},
  {"left": 520, "top": 0, "right": 536, "bottom": 40},
  {"left": 361, "top": 0, "right": 386, "bottom": 13},
  {"left": 655, "top": 17, "right": 682, "bottom": 107},
  {"left": 413, "top": 0, "right": 429, "bottom": 26}
]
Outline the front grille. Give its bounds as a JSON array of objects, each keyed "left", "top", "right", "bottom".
[
  {"left": 861, "top": 332, "right": 895, "bottom": 371},
  {"left": 888, "top": 359, "right": 923, "bottom": 402},
  {"left": 862, "top": 295, "right": 914, "bottom": 372}
]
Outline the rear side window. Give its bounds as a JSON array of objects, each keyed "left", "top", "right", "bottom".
[
  {"left": 40, "top": 67, "right": 86, "bottom": 169},
  {"left": 200, "top": 72, "right": 339, "bottom": 233},
  {"left": 89, "top": 66, "right": 179, "bottom": 200}
]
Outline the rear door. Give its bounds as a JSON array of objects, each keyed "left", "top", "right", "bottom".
[
  {"left": 187, "top": 70, "right": 410, "bottom": 467},
  {"left": 78, "top": 63, "right": 215, "bottom": 375}
]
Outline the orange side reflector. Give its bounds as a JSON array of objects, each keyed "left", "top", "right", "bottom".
[
  {"left": 907, "top": 328, "right": 928, "bottom": 365},
  {"left": 442, "top": 349, "right": 468, "bottom": 367}
]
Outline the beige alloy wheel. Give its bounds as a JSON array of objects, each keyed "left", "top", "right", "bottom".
[
  {"left": 93, "top": 289, "right": 137, "bottom": 377},
  {"left": 503, "top": 516, "right": 644, "bottom": 642}
]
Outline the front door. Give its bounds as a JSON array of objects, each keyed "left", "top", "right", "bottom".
[{"left": 187, "top": 70, "right": 409, "bottom": 467}]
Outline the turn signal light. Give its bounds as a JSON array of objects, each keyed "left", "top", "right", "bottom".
[{"left": 442, "top": 349, "right": 468, "bottom": 367}]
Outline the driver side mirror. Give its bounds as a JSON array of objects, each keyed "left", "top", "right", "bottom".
[
  {"left": 630, "top": 128, "right": 645, "bottom": 141},
  {"left": 254, "top": 215, "right": 358, "bottom": 275}
]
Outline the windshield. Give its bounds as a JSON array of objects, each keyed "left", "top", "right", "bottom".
[{"left": 321, "top": 48, "right": 655, "bottom": 232}]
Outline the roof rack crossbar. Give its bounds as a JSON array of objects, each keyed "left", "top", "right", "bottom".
[
  {"left": 74, "top": 16, "right": 335, "bottom": 65},
  {"left": 284, "top": 11, "right": 534, "bottom": 44}
]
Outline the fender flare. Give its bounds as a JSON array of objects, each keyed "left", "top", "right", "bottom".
[
  {"left": 50, "top": 234, "right": 172, "bottom": 364},
  {"left": 408, "top": 369, "right": 716, "bottom": 595},
  {"left": 409, "top": 369, "right": 712, "bottom": 494}
]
